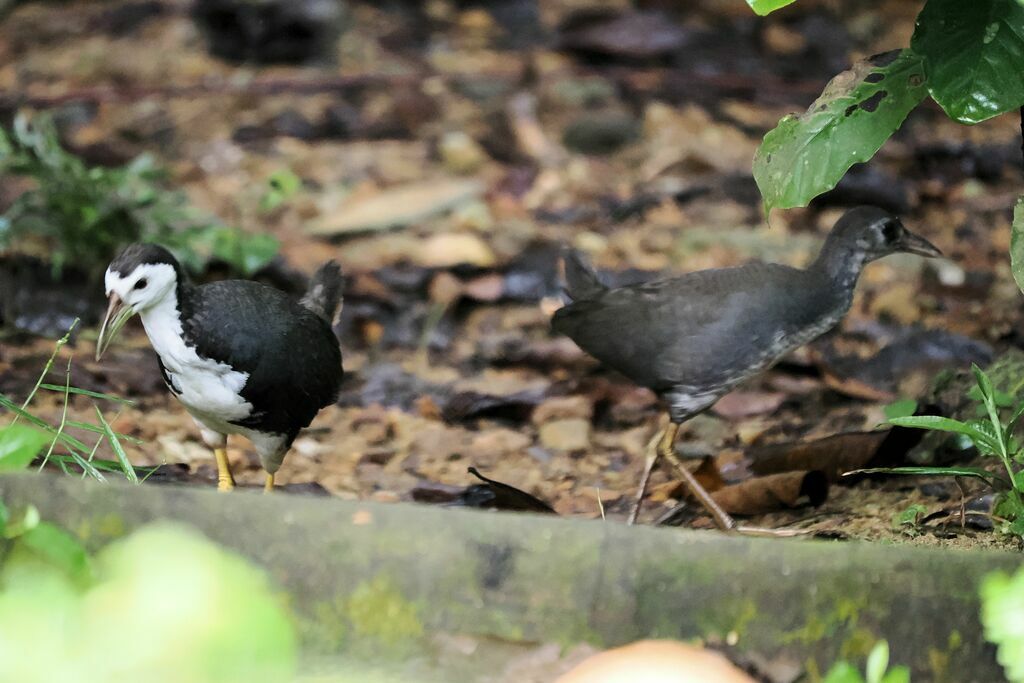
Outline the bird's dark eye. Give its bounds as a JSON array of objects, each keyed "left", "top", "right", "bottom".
[
  {"left": 881, "top": 220, "right": 901, "bottom": 242},
  {"left": 134, "top": 278, "right": 148, "bottom": 290}
]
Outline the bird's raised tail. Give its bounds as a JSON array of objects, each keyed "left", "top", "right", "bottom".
[
  {"left": 300, "top": 261, "right": 344, "bottom": 323},
  {"left": 562, "top": 249, "right": 606, "bottom": 301}
]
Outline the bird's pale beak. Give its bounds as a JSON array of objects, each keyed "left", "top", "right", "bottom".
[
  {"left": 900, "top": 230, "right": 943, "bottom": 258},
  {"left": 95, "top": 294, "right": 135, "bottom": 361}
]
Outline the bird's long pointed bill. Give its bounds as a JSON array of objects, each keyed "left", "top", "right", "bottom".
[
  {"left": 95, "top": 294, "right": 135, "bottom": 361},
  {"left": 901, "top": 231, "right": 942, "bottom": 258}
]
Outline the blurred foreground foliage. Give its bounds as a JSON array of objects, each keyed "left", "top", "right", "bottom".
[
  {"left": 0, "top": 114, "right": 278, "bottom": 278},
  {"left": 981, "top": 566, "right": 1024, "bottom": 683},
  {"left": 0, "top": 521, "right": 297, "bottom": 683}
]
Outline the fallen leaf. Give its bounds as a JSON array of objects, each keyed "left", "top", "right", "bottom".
[
  {"left": 748, "top": 425, "right": 925, "bottom": 483},
  {"left": 448, "top": 467, "right": 556, "bottom": 514},
  {"left": 309, "top": 178, "right": 484, "bottom": 235},
  {"left": 709, "top": 470, "right": 828, "bottom": 515}
]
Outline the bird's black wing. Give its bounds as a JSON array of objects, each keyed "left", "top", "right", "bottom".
[{"left": 183, "top": 281, "right": 343, "bottom": 437}]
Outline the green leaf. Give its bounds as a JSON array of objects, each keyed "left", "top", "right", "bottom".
[
  {"left": 37, "top": 383, "right": 134, "bottom": 404},
  {"left": 888, "top": 415, "right": 1001, "bottom": 453},
  {"left": 211, "top": 229, "right": 279, "bottom": 276},
  {"left": 911, "top": 0, "right": 1024, "bottom": 124},
  {"left": 260, "top": 169, "right": 302, "bottom": 212},
  {"left": 1011, "top": 195, "right": 1024, "bottom": 296},
  {"left": 883, "top": 398, "right": 918, "bottom": 420},
  {"left": 0, "top": 424, "right": 48, "bottom": 471},
  {"left": 846, "top": 466, "right": 1003, "bottom": 488},
  {"left": 893, "top": 503, "right": 928, "bottom": 527},
  {"left": 865, "top": 641, "right": 889, "bottom": 683},
  {"left": 745, "top": 0, "right": 798, "bottom": 15},
  {"left": 967, "top": 419, "right": 1002, "bottom": 456},
  {"left": 753, "top": 49, "right": 927, "bottom": 211}
]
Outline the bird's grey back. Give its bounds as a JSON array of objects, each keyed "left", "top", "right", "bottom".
[{"left": 552, "top": 262, "right": 848, "bottom": 393}]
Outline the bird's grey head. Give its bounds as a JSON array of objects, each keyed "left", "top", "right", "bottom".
[
  {"left": 826, "top": 206, "right": 942, "bottom": 263},
  {"left": 97, "top": 244, "right": 183, "bottom": 360}
]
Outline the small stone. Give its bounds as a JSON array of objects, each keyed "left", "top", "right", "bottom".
[
  {"left": 563, "top": 109, "right": 640, "bottom": 155},
  {"left": 439, "top": 131, "right": 488, "bottom": 174},
  {"left": 532, "top": 396, "right": 593, "bottom": 425},
  {"left": 539, "top": 418, "right": 591, "bottom": 452}
]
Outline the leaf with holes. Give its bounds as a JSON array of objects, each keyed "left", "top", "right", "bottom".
[
  {"left": 911, "top": 0, "right": 1024, "bottom": 124},
  {"left": 753, "top": 49, "right": 927, "bottom": 212},
  {"left": 745, "top": 0, "right": 798, "bottom": 15},
  {"left": 1011, "top": 195, "right": 1024, "bottom": 296}
]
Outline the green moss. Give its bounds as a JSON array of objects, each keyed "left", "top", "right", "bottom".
[
  {"left": 693, "top": 597, "right": 758, "bottom": 642},
  {"left": 345, "top": 576, "right": 424, "bottom": 656},
  {"left": 926, "top": 629, "right": 963, "bottom": 683},
  {"left": 839, "top": 626, "right": 880, "bottom": 660}
]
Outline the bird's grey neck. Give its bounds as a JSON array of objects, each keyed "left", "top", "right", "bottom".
[{"left": 810, "top": 243, "right": 867, "bottom": 296}]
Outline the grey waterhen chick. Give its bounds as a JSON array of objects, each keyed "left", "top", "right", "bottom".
[
  {"left": 96, "top": 244, "right": 344, "bottom": 492},
  {"left": 553, "top": 206, "right": 941, "bottom": 531}
]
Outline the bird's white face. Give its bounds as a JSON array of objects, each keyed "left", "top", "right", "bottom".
[
  {"left": 104, "top": 262, "right": 178, "bottom": 312},
  {"left": 96, "top": 262, "right": 178, "bottom": 360}
]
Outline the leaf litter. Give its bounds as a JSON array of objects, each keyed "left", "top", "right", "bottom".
[{"left": 1, "top": 0, "right": 1023, "bottom": 552}]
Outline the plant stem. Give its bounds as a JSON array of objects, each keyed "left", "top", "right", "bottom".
[{"left": 11, "top": 319, "right": 78, "bottom": 425}]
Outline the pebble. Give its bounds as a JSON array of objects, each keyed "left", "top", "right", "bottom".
[{"left": 539, "top": 418, "right": 591, "bottom": 452}]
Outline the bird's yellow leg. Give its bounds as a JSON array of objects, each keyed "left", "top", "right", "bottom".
[
  {"left": 214, "top": 447, "right": 235, "bottom": 492},
  {"left": 264, "top": 472, "right": 275, "bottom": 494}
]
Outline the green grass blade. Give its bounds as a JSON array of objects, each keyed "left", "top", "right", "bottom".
[
  {"left": 65, "top": 421, "right": 143, "bottom": 444},
  {"left": 37, "top": 384, "right": 134, "bottom": 405},
  {"left": 94, "top": 405, "right": 138, "bottom": 484},
  {"left": 0, "top": 394, "right": 93, "bottom": 454},
  {"left": 38, "top": 356, "right": 73, "bottom": 471},
  {"left": 845, "top": 466, "right": 1003, "bottom": 487}
]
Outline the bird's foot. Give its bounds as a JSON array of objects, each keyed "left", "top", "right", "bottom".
[
  {"left": 264, "top": 473, "right": 275, "bottom": 494},
  {"left": 214, "top": 447, "right": 235, "bottom": 492}
]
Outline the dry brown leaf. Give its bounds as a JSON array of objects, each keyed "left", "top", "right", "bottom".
[{"left": 710, "top": 470, "right": 828, "bottom": 515}]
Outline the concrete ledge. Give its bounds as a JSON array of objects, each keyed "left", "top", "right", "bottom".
[{"left": 0, "top": 472, "right": 1017, "bottom": 681}]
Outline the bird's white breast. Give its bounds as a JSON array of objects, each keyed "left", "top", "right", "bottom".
[{"left": 139, "top": 295, "right": 254, "bottom": 430}]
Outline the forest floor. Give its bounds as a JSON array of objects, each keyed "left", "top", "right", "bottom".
[{"left": 1, "top": 0, "right": 1023, "bottom": 553}]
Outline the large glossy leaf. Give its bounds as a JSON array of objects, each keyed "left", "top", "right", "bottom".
[
  {"left": 1011, "top": 194, "right": 1024, "bottom": 295},
  {"left": 753, "top": 50, "right": 927, "bottom": 211},
  {"left": 746, "top": 0, "right": 798, "bottom": 15},
  {"left": 911, "top": 0, "right": 1024, "bottom": 124}
]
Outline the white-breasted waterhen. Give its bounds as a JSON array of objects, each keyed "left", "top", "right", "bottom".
[
  {"left": 96, "top": 244, "right": 344, "bottom": 492},
  {"left": 552, "top": 206, "right": 942, "bottom": 532}
]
